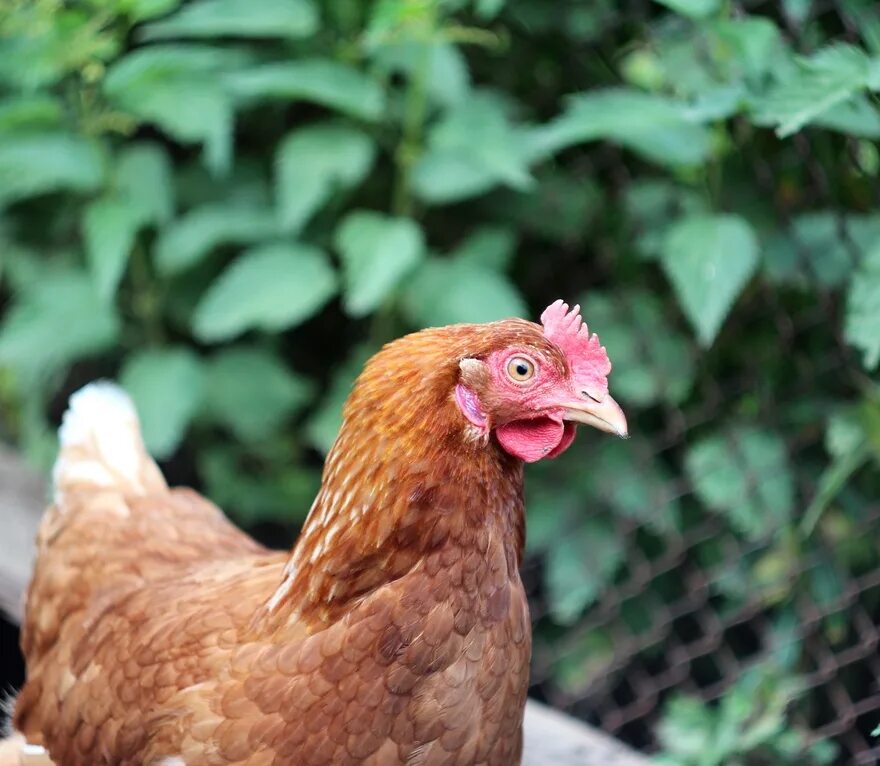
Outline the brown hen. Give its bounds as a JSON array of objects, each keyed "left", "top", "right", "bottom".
[{"left": 6, "top": 301, "right": 626, "bottom": 766}]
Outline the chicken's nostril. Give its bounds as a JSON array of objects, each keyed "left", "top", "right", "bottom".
[{"left": 581, "top": 390, "right": 601, "bottom": 402}]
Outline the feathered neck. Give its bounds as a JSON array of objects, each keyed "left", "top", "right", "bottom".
[{"left": 265, "top": 325, "right": 528, "bottom": 626}]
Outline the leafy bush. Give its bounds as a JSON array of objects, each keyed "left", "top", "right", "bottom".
[
  {"left": 3, "top": 0, "right": 880, "bottom": 761},
  {"left": 655, "top": 662, "right": 837, "bottom": 766}
]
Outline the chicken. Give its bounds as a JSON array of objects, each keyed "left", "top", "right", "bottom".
[{"left": 5, "top": 300, "right": 626, "bottom": 766}]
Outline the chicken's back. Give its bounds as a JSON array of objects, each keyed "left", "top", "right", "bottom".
[{"left": 14, "top": 384, "right": 272, "bottom": 749}]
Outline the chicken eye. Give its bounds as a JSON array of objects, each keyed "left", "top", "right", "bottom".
[{"left": 506, "top": 356, "right": 536, "bottom": 383}]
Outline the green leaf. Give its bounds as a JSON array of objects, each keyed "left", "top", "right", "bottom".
[
  {"left": 119, "top": 0, "right": 182, "bottom": 21},
  {"left": 0, "top": 133, "right": 104, "bottom": 207},
  {"left": 475, "top": 0, "right": 505, "bottom": 18},
  {"left": 371, "top": 42, "right": 470, "bottom": 108},
  {"left": 193, "top": 243, "right": 337, "bottom": 341},
  {"left": 0, "top": 95, "right": 63, "bottom": 134},
  {"left": 121, "top": 348, "right": 205, "bottom": 459},
  {"left": 228, "top": 59, "right": 385, "bottom": 121},
  {"left": 800, "top": 439, "right": 869, "bottom": 538},
  {"left": 656, "top": 695, "right": 716, "bottom": 760},
  {"left": 154, "top": 202, "right": 278, "bottom": 274},
  {"left": 661, "top": 214, "right": 759, "bottom": 347},
  {"left": 812, "top": 95, "right": 880, "bottom": 138},
  {"left": 709, "top": 18, "right": 784, "bottom": 81},
  {"left": 402, "top": 258, "right": 526, "bottom": 327},
  {"left": 104, "top": 46, "right": 244, "bottom": 173},
  {"left": 276, "top": 124, "right": 375, "bottom": 233},
  {"left": 413, "top": 92, "right": 536, "bottom": 204},
  {"left": 783, "top": 0, "right": 811, "bottom": 26},
  {"left": 202, "top": 346, "right": 312, "bottom": 440},
  {"left": 540, "top": 88, "right": 713, "bottom": 167},
  {"left": 83, "top": 143, "right": 176, "bottom": 301},
  {"left": 686, "top": 427, "right": 795, "bottom": 540},
  {"left": 450, "top": 226, "right": 517, "bottom": 271},
  {"left": 304, "top": 344, "right": 375, "bottom": 453},
  {"left": 546, "top": 518, "right": 624, "bottom": 624},
  {"left": 83, "top": 198, "right": 142, "bottom": 302},
  {"left": 845, "top": 247, "right": 880, "bottom": 369},
  {"left": 140, "top": 0, "right": 318, "bottom": 40},
  {"left": 579, "top": 290, "right": 694, "bottom": 406},
  {"left": 335, "top": 212, "right": 425, "bottom": 316},
  {"left": 411, "top": 152, "right": 501, "bottom": 204},
  {"left": 653, "top": 0, "right": 720, "bottom": 19},
  {"left": 113, "top": 143, "right": 175, "bottom": 226},
  {"left": 753, "top": 44, "right": 876, "bottom": 137},
  {"left": 0, "top": 269, "right": 119, "bottom": 384},
  {"left": 763, "top": 212, "right": 880, "bottom": 288},
  {"left": 826, "top": 408, "right": 866, "bottom": 459}
]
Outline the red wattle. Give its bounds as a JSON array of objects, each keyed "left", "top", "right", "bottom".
[
  {"left": 496, "top": 417, "right": 569, "bottom": 463},
  {"left": 548, "top": 422, "right": 577, "bottom": 458}
]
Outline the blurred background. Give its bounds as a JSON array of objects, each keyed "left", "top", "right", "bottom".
[{"left": 2, "top": 0, "right": 880, "bottom": 763}]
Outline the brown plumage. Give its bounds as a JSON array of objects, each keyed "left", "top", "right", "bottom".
[{"left": 7, "top": 304, "right": 626, "bottom": 766}]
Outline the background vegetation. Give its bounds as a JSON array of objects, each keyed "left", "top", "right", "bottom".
[{"left": 2, "top": 0, "right": 880, "bottom": 763}]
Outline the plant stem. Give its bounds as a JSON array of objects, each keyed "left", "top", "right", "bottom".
[{"left": 128, "top": 242, "right": 165, "bottom": 346}]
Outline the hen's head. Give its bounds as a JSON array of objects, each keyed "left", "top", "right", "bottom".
[{"left": 453, "top": 299, "right": 626, "bottom": 462}]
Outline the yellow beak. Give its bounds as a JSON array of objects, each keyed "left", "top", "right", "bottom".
[{"left": 561, "top": 394, "right": 628, "bottom": 438}]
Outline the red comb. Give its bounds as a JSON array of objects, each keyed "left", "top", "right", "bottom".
[{"left": 541, "top": 299, "right": 611, "bottom": 397}]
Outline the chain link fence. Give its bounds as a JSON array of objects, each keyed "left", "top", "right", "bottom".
[{"left": 521, "top": 4, "right": 880, "bottom": 763}]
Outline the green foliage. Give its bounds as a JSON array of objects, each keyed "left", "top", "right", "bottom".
[
  {"left": 545, "top": 89, "right": 714, "bottom": 167},
  {"left": 655, "top": 663, "right": 837, "bottom": 766},
  {"left": 754, "top": 44, "right": 880, "bottom": 137},
  {"left": 139, "top": 0, "right": 318, "bottom": 40},
  {"left": 845, "top": 245, "right": 880, "bottom": 369},
  {"left": 546, "top": 517, "right": 624, "bottom": 625},
  {"left": 227, "top": 60, "right": 386, "bottom": 120},
  {"left": 661, "top": 215, "right": 759, "bottom": 347},
  {"left": 275, "top": 124, "right": 375, "bottom": 233},
  {"left": 686, "top": 427, "right": 794, "bottom": 540},
  {"left": 0, "top": 268, "right": 119, "bottom": 385},
  {"left": 154, "top": 202, "right": 278, "bottom": 274},
  {"left": 192, "top": 243, "right": 337, "bottom": 341},
  {"left": 2, "top": 1, "right": 880, "bottom": 759},
  {"left": 120, "top": 347, "right": 204, "bottom": 457},
  {"left": 579, "top": 290, "right": 694, "bottom": 406},
  {"left": 202, "top": 346, "right": 312, "bottom": 442},
  {"left": 0, "top": 134, "right": 105, "bottom": 206},
  {"left": 335, "top": 212, "right": 425, "bottom": 316}
]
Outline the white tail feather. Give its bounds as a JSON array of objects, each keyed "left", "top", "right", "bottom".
[{"left": 52, "top": 382, "right": 165, "bottom": 500}]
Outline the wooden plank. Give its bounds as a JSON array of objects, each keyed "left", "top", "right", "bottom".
[{"left": 0, "top": 445, "right": 649, "bottom": 765}]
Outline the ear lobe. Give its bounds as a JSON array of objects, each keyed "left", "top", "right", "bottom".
[{"left": 459, "top": 358, "right": 489, "bottom": 386}]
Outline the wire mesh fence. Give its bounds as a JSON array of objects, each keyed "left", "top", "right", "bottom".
[{"left": 519, "top": 5, "right": 880, "bottom": 761}]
